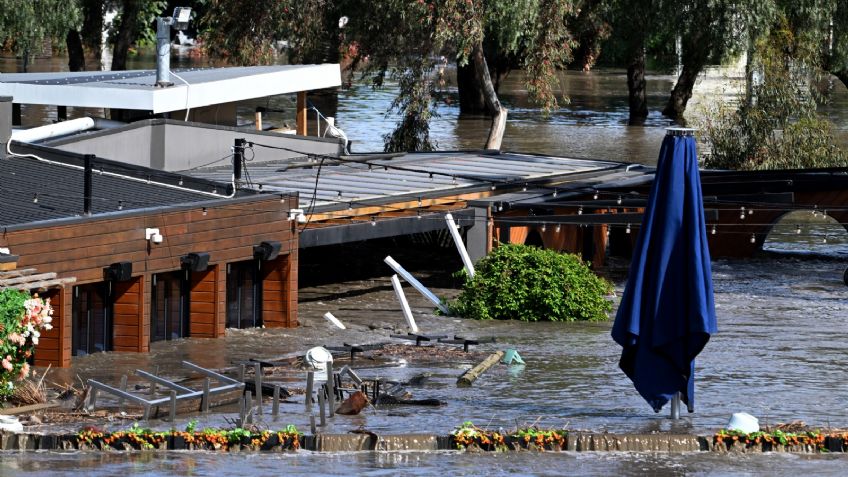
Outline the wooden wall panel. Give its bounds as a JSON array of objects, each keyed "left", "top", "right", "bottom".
[
  {"left": 33, "top": 287, "right": 68, "bottom": 367},
  {"left": 2, "top": 195, "right": 298, "bottom": 367},
  {"left": 261, "top": 255, "right": 286, "bottom": 328}
]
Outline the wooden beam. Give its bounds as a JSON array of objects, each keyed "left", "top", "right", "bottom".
[
  {"left": 0, "top": 277, "right": 77, "bottom": 291},
  {"left": 0, "top": 272, "right": 58, "bottom": 287},
  {"left": 296, "top": 92, "right": 307, "bottom": 136}
]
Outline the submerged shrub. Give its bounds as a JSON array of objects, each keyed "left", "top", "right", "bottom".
[{"left": 448, "top": 244, "right": 612, "bottom": 322}]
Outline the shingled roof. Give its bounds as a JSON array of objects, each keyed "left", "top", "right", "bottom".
[{"left": 1, "top": 143, "right": 254, "bottom": 229}]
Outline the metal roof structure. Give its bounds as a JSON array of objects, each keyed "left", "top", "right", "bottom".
[
  {"left": 188, "top": 151, "right": 625, "bottom": 211},
  {"left": 0, "top": 65, "right": 341, "bottom": 113},
  {"left": 0, "top": 143, "right": 257, "bottom": 229}
]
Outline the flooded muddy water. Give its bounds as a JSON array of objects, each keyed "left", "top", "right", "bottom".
[{"left": 2, "top": 54, "right": 848, "bottom": 475}]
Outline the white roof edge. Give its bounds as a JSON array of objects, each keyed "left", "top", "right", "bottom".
[{"left": 0, "top": 64, "right": 342, "bottom": 113}]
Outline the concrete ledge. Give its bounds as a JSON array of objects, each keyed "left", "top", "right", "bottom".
[{"left": 0, "top": 431, "right": 844, "bottom": 453}]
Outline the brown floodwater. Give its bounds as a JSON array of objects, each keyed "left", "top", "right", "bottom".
[{"left": 2, "top": 53, "right": 848, "bottom": 475}]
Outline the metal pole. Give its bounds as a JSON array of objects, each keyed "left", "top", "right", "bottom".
[
  {"left": 670, "top": 392, "right": 681, "bottom": 420},
  {"left": 309, "top": 414, "right": 317, "bottom": 434},
  {"left": 391, "top": 274, "right": 418, "bottom": 332},
  {"left": 253, "top": 362, "right": 263, "bottom": 415},
  {"left": 245, "top": 391, "right": 253, "bottom": 425},
  {"left": 445, "top": 213, "right": 475, "bottom": 278},
  {"left": 83, "top": 154, "right": 93, "bottom": 215},
  {"left": 318, "top": 387, "right": 326, "bottom": 427},
  {"left": 327, "top": 362, "right": 335, "bottom": 417},
  {"left": 202, "top": 378, "right": 210, "bottom": 413},
  {"left": 233, "top": 138, "right": 245, "bottom": 182},
  {"left": 272, "top": 385, "right": 280, "bottom": 417},
  {"left": 155, "top": 17, "right": 172, "bottom": 87},
  {"left": 169, "top": 390, "right": 177, "bottom": 423},
  {"left": 305, "top": 371, "right": 314, "bottom": 413},
  {"left": 118, "top": 375, "right": 128, "bottom": 414},
  {"left": 384, "top": 256, "right": 449, "bottom": 314}
]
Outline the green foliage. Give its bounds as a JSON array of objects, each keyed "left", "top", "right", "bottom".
[
  {"left": 0, "top": 0, "right": 82, "bottom": 58},
  {"left": 0, "top": 289, "right": 32, "bottom": 399},
  {"left": 449, "top": 243, "right": 612, "bottom": 322},
  {"left": 700, "top": 16, "right": 848, "bottom": 170},
  {"left": 107, "top": 0, "right": 169, "bottom": 49}
]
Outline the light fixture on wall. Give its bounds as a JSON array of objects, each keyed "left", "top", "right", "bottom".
[
  {"left": 103, "top": 261, "right": 133, "bottom": 282},
  {"left": 253, "top": 241, "right": 282, "bottom": 261},
  {"left": 145, "top": 227, "right": 163, "bottom": 244},
  {"left": 181, "top": 252, "right": 210, "bottom": 272}
]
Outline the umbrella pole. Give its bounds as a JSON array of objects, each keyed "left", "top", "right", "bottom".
[{"left": 670, "top": 392, "right": 681, "bottom": 420}]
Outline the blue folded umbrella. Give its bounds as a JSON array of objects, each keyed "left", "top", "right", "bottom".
[{"left": 611, "top": 132, "right": 717, "bottom": 412}]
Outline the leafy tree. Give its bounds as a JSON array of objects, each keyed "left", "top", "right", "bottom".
[
  {"left": 700, "top": 15, "right": 848, "bottom": 170},
  {"left": 200, "top": 0, "right": 584, "bottom": 152},
  {"left": 0, "top": 0, "right": 82, "bottom": 71}
]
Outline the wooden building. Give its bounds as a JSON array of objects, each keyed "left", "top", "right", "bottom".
[{"left": 0, "top": 144, "right": 298, "bottom": 368}]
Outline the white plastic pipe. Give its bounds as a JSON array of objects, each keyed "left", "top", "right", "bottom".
[
  {"left": 445, "top": 213, "right": 475, "bottom": 278},
  {"left": 390, "top": 274, "right": 418, "bottom": 333},
  {"left": 384, "top": 255, "right": 449, "bottom": 314},
  {"left": 322, "top": 312, "right": 346, "bottom": 330},
  {"left": 11, "top": 117, "right": 95, "bottom": 143}
]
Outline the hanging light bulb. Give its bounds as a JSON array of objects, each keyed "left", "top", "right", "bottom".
[
  {"left": 555, "top": 224, "right": 561, "bottom": 233},
  {"left": 823, "top": 235, "right": 828, "bottom": 244},
  {"left": 32, "top": 193, "right": 38, "bottom": 203},
  {"left": 541, "top": 224, "right": 547, "bottom": 232},
  {"left": 491, "top": 184, "right": 496, "bottom": 191},
  {"left": 280, "top": 194, "right": 285, "bottom": 203},
  {"left": 749, "top": 233, "right": 755, "bottom": 244},
  {"left": 417, "top": 210, "right": 422, "bottom": 220},
  {"left": 418, "top": 197, "right": 423, "bottom": 207},
  {"left": 522, "top": 183, "right": 528, "bottom": 192},
  {"left": 617, "top": 195, "right": 622, "bottom": 205},
  {"left": 626, "top": 223, "right": 631, "bottom": 234},
  {"left": 202, "top": 207, "right": 208, "bottom": 216},
  {"left": 337, "top": 191, "right": 342, "bottom": 200},
  {"left": 711, "top": 224, "right": 716, "bottom": 235},
  {"left": 748, "top": 208, "right": 754, "bottom": 216},
  {"left": 795, "top": 224, "right": 801, "bottom": 234},
  {"left": 348, "top": 202, "right": 353, "bottom": 210},
  {"left": 118, "top": 200, "right": 124, "bottom": 210},
  {"left": 552, "top": 189, "right": 558, "bottom": 198},
  {"left": 371, "top": 216, "right": 377, "bottom": 226},
  {"left": 739, "top": 207, "right": 746, "bottom": 220},
  {"left": 212, "top": 187, "right": 218, "bottom": 194},
  {"left": 578, "top": 206, "right": 583, "bottom": 215},
  {"left": 593, "top": 190, "right": 599, "bottom": 200}
]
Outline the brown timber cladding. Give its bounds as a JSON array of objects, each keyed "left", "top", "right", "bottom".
[{"left": 1, "top": 195, "right": 299, "bottom": 367}]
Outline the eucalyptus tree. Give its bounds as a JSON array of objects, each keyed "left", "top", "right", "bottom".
[
  {"left": 0, "top": 0, "right": 82, "bottom": 71},
  {"left": 201, "top": 0, "right": 581, "bottom": 152}
]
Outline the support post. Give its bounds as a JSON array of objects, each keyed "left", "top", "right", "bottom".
[
  {"left": 254, "top": 110, "right": 263, "bottom": 131},
  {"left": 390, "top": 274, "right": 418, "bottom": 332},
  {"left": 309, "top": 414, "right": 317, "bottom": 434},
  {"left": 202, "top": 378, "right": 210, "bottom": 413},
  {"left": 296, "top": 92, "right": 308, "bottom": 136},
  {"left": 670, "top": 392, "right": 680, "bottom": 420},
  {"left": 117, "top": 375, "right": 128, "bottom": 414},
  {"left": 169, "top": 390, "right": 177, "bottom": 422},
  {"left": 305, "top": 371, "right": 314, "bottom": 413},
  {"left": 272, "top": 385, "right": 280, "bottom": 417},
  {"left": 245, "top": 390, "right": 253, "bottom": 425},
  {"left": 327, "top": 362, "right": 335, "bottom": 417},
  {"left": 318, "top": 387, "right": 326, "bottom": 427},
  {"left": 253, "top": 362, "right": 263, "bottom": 415},
  {"left": 83, "top": 154, "right": 93, "bottom": 216}
]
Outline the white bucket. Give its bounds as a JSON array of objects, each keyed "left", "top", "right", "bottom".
[
  {"left": 0, "top": 414, "right": 23, "bottom": 433},
  {"left": 726, "top": 412, "right": 759, "bottom": 433},
  {"left": 305, "top": 346, "right": 333, "bottom": 381}
]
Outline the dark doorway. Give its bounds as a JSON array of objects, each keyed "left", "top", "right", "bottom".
[
  {"left": 525, "top": 230, "right": 544, "bottom": 248},
  {"left": 227, "top": 259, "right": 262, "bottom": 328},
  {"left": 151, "top": 270, "right": 190, "bottom": 342},
  {"left": 72, "top": 282, "right": 113, "bottom": 356}
]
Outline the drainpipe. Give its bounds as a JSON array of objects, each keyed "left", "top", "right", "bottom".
[
  {"left": 155, "top": 17, "right": 172, "bottom": 87},
  {"left": 10, "top": 117, "right": 96, "bottom": 143}
]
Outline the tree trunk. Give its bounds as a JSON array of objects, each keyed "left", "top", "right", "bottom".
[
  {"left": 626, "top": 46, "right": 648, "bottom": 124},
  {"left": 662, "top": 62, "right": 701, "bottom": 123},
  {"left": 457, "top": 61, "right": 487, "bottom": 114},
  {"left": 80, "top": 0, "right": 104, "bottom": 59},
  {"left": 470, "top": 43, "right": 507, "bottom": 150},
  {"left": 66, "top": 30, "right": 86, "bottom": 72},
  {"left": 111, "top": 0, "right": 142, "bottom": 71}
]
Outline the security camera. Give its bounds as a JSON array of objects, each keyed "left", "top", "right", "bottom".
[{"left": 152, "top": 233, "right": 164, "bottom": 244}]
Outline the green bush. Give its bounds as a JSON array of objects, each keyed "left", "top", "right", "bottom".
[{"left": 448, "top": 244, "right": 613, "bottom": 322}]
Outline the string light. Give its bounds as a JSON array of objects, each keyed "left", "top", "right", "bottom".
[
  {"left": 348, "top": 202, "right": 353, "bottom": 210},
  {"left": 178, "top": 177, "right": 184, "bottom": 186},
  {"left": 739, "top": 207, "right": 746, "bottom": 220},
  {"left": 578, "top": 206, "right": 583, "bottom": 215},
  {"left": 32, "top": 194, "right": 38, "bottom": 203},
  {"left": 823, "top": 235, "right": 828, "bottom": 244},
  {"left": 417, "top": 210, "right": 422, "bottom": 220},
  {"left": 749, "top": 233, "right": 756, "bottom": 244},
  {"left": 337, "top": 191, "right": 342, "bottom": 200},
  {"left": 711, "top": 224, "right": 716, "bottom": 235},
  {"left": 212, "top": 187, "right": 218, "bottom": 194},
  {"left": 552, "top": 189, "right": 558, "bottom": 198},
  {"left": 555, "top": 224, "right": 561, "bottom": 233},
  {"left": 118, "top": 200, "right": 123, "bottom": 210},
  {"left": 626, "top": 223, "right": 631, "bottom": 234},
  {"left": 371, "top": 216, "right": 377, "bottom": 226},
  {"left": 522, "top": 183, "right": 528, "bottom": 192},
  {"left": 617, "top": 195, "right": 622, "bottom": 205},
  {"left": 418, "top": 197, "right": 423, "bottom": 207},
  {"left": 593, "top": 190, "right": 599, "bottom": 200},
  {"left": 202, "top": 207, "right": 208, "bottom": 216},
  {"left": 748, "top": 208, "right": 754, "bottom": 215},
  {"left": 491, "top": 184, "right": 496, "bottom": 191},
  {"left": 795, "top": 224, "right": 801, "bottom": 234}
]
